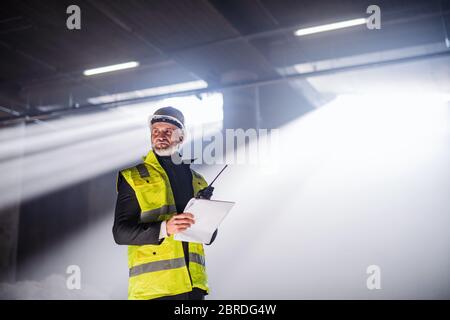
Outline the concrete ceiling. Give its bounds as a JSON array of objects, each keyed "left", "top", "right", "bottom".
[{"left": 0, "top": 0, "right": 449, "bottom": 121}]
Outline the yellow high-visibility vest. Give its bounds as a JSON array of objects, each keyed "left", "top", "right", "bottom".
[{"left": 118, "top": 150, "right": 209, "bottom": 300}]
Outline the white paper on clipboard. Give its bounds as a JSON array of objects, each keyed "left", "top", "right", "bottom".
[{"left": 174, "top": 198, "right": 235, "bottom": 244}]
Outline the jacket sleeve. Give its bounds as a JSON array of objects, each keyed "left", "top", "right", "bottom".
[{"left": 113, "top": 172, "right": 164, "bottom": 245}]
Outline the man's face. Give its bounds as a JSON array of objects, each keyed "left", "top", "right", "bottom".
[{"left": 151, "top": 122, "right": 183, "bottom": 153}]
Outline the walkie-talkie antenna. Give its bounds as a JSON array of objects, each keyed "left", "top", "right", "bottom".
[
  {"left": 195, "top": 165, "right": 228, "bottom": 200},
  {"left": 209, "top": 165, "right": 228, "bottom": 187}
]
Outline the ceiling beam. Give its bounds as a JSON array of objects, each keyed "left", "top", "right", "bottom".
[{"left": 1, "top": 49, "right": 449, "bottom": 127}]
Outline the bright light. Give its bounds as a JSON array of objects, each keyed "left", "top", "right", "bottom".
[
  {"left": 294, "top": 18, "right": 367, "bottom": 37},
  {"left": 83, "top": 61, "right": 139, "bottom": 76},
  {"left": 87, "top": 80, "right": 208, "bottom": 104},
  {"left": 0, "top": 92, "right": 223, "bottom": 210},
  {"left": 204, "top": 92, "right": 450, "bottom": 299}
]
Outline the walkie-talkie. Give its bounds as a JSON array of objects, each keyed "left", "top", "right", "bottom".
[{"left": 195, "top": 165, "right": 228, "bottom": 200}]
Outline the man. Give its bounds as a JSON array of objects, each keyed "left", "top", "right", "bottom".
[{"left": 113, "top": 106, "right": 216, "bottom": 300}]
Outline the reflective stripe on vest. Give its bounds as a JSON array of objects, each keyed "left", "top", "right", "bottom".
[
  {"left": 189, "top": 252, "right": 205, "bottom": 266},
  {"left": 140, "top": 204, "right": 177, "bottom": 223},
  {"left": 136, "top": 163, "right": 150, "bottom": 178},
  {"left": 129, "top": 257, "right": 186, "bottom": 277}
]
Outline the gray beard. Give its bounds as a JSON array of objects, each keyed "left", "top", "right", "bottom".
[{"left": 152, "top": 143, "right": 181, "bottom": 157}]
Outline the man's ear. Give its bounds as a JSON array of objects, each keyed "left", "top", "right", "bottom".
[{"left": 179, "top": 135, "right": 184, "bottom": 142}]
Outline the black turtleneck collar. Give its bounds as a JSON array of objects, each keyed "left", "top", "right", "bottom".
[
  {"left": 155, "top": 152, "right": 194, "bottom": 214},
  {"left": 154, "top": 152, "right": 195, "bottom": 166}
]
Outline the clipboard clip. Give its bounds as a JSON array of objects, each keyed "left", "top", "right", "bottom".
[{"left": 195, "top": 165, "right": 228, "bottom": 200}]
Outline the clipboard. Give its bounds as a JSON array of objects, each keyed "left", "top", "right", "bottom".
[{"left": 174, "top": 198, "right": 235, "bottom": 244}]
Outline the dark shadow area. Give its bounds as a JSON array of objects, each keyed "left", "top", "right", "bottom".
[{"left": 16, "top": 168, "right": 119, "bottom": 281}]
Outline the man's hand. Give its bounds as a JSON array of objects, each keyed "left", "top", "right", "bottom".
[{"left": 166, "top": 213, "right": 195, "bottom": 236}]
